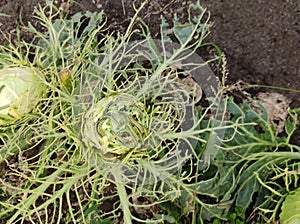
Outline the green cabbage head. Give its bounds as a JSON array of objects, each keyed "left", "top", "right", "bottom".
[{"left": 0, "top": 67, "right": 45, "bottom": 125}]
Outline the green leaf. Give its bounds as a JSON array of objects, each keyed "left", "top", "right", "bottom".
[
  {"left": 159, "top": 201, "right": 181, "bottom": 221},
  {"left": 280, "top": 188, "right": 300, "bottom": 224},
  {"left": 160, "top": 17, "right": 172, "bottom": 43},
  {"left": 153, "top": 214, "right": 176, "bottom": 223},
  {"left": 174, "top": 24, "right": 196, "bottom": 45},
  {"left": 236, "top": 174, "right": 259, "bottom": 209},
  {"left": 285, "top": 111, "right": 298, "bottom": 140}
]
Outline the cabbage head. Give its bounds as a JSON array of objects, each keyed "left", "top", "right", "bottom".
[{"left": 0, "top": 67, "right": 45, "bottom": 125}]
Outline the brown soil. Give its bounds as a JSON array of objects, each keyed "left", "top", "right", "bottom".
[{"left": 201, "top": 0, "right": 300, "bottom": 108}]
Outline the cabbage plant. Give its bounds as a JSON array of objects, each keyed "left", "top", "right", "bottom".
[
  {"left": 0, "top": 2, "right": 224, "bottom": 224},
  {"left": 0, "top": 67, "right": 45, "bottom": 125}
]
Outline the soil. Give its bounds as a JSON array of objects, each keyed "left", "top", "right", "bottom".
[{"left": 201, "top": 0, "right": 300, "bottom": 108}]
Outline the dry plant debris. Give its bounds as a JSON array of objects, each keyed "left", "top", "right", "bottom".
[{"left": 255, "top": 92, "right": 291, "bottom": 135}]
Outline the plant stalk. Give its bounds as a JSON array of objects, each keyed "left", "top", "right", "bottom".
[{"left": 115, "top": 178, "right": 132, "bottom": 224}]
